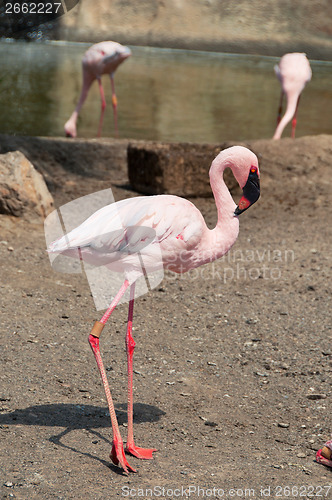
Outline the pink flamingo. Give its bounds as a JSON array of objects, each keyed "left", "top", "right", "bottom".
[
  {"left": 48, "top": 146, "right": 260, "bottom": 474},
  {"left": 273, "top": 53, "right": 312, "bottom": 140},
  {"left": 64, "top": 41, "right": 131, "bottom": 138}
]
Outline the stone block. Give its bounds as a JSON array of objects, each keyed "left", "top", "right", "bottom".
[{"left": 127, "top": 141, "right": 239, "bottom": 197}]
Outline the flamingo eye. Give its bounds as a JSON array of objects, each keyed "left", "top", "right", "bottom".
[{"left": 250, "top": 166, "right": 257, "bottom": 173}]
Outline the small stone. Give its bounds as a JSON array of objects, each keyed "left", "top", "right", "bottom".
[
  {"left": 297, "top": 452, "right": 306, "bottom": 458},
  {"left": 246, "top": 318, "right": 258, "bottom": 324},
  {"left": 278, "top": 422, "right": 290, "bottom": 428},
  {"left": 306, "top": 393, "right": 326, "bottom": 400},
  {"left": 4, "top": 482, "right": 14, "bottom": 487},
  {"left": 204, "top": 421, "right": 218, "bottom": 427}
]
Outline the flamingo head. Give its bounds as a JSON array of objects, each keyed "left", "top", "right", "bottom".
[
  {"left": 234, "top": 163, "right": 260, "bottom": 216},
  {"left": 210, "top": 146, "right": 260, "bottom": 216},
  {"left": 64, "top": 117, "right": 77, "bottom": 138}
]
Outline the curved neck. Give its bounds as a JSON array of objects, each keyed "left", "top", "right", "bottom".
[
  {"left": 209, "top": 163, "right": 237, "bottom": 227},
  {"left": 197, "top": 161, "right": 239, "bottom": 264},
  {"left": 273, "top": 92, "right": 299, "bottom": 139}
]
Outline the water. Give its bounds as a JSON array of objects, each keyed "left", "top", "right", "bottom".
[{"left": 0, "top": 40, "right": 331, "bottom": 142}]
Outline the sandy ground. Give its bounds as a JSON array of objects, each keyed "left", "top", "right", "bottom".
[{"left": 0, "top": 135, "right": 331, "bottom": 499}]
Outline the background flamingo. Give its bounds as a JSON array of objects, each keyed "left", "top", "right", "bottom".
[
  {"left": 273, "top": 53, "right": 312, "bottom": 140},
  {"left": 64, "top": 41, "right": 131, "bottom": 138},
  {"left": 48, "top": 146, "right": 260, "bottom": 474}
]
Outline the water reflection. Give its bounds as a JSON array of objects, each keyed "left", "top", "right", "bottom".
[{"left": 0, "top": 40, "right": 331, "bottom": 142}]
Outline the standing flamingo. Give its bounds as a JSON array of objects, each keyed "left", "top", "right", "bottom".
[
  {"left": 48, "top": 146, "right": 260, "bottom": 474},
  {"left": 273, "top": 53, "right": 312, "bottom": 140},
  {"left": 64, "top": 41, "right": 131, "bottom": 138}
]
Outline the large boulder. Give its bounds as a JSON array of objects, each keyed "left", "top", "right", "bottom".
[{"left": 0, "top": 151, "right": 54, "bottom": 219}]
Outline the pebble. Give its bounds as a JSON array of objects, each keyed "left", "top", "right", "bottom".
[
  {"left": 204, "top": 421, "right": 218, "bottom": 427},
  {"left": 297, "top": 452, "right": 306, "bottom": 458},
  {"left": 306, "top": 393, "right": 326, "bottom": 400},
  {"left": 246, "top": 318, "right": 259, "bottom": 324},
  {"left": 278, "top": 422, "right": 290, "bottom": 428},
  {"left": 4, "top": 482, "right": 14, "bottom": 487}
]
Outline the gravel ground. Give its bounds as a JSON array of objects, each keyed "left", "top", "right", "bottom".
[{"left": 0, "top": 135, "right": 331, "bottom": 499}]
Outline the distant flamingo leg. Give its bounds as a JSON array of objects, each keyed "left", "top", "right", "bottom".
[
  {"left": 110, "top": 73, "right": 119, "bottom": 137},
  {"left": 97, "top": 77, "right": 107, "bottom": 137},
  {"left": 291, "top": 95, "right": 301, "bottom": 139},
  {"left": 277, "top": 90, "right": 284, "bottom": 125},
  {"left": 124, "top": 283, "right": 157, "bottom": 460},
  {"left": 88, "top": 279, "right": 136, "bottom": 474}
]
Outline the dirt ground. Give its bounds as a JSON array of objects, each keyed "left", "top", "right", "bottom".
[{"left": 0, "top": 135, "right": 331, "bottom": 499}]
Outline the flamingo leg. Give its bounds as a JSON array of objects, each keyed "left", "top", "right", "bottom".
[
  {"left": 96, "top": 77, "right": 107, "bottom": 138},
  {"left": 109, "top": 73, "right": 119, "bottom": 137},
  {"left": 88, "top": 279, "right": 136, "bottom": 474},
  {"left": 124, "top": 283, "right": 157, "bottom": 460},
  {"left": 277, "top": 90, "right": 284, "bottom": 125},
  {"left": 291, "top": 95, "right": 301, "bottom": 139}
]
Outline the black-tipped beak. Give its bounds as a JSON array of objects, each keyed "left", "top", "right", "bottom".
[{"left": 234, "top": 167, "right": 260, "bottom": 216}]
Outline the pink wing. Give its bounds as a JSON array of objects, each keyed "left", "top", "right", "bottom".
[{"left": 48, "top": 194, "right": 205, "bottom": 258}]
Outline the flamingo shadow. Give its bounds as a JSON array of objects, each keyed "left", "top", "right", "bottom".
[{"left": 0, "top": 402, "right": 165, "bottom": 475}]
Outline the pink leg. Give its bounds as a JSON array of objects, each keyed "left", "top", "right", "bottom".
[
  {"left": 88, "top": 279, "right": 136, "bottom": 474},
  {"left": 110, "top": 74, "right": 118, "bottom": 137},
  {"left": 124, "top": 283, "right": 157, "bottom": 459},
  {"left": 97, "top": 77, "right": 106, "bottom": 138},
  {"left": 277, "top": 90, "right": 284, "bottom": 125},
  {"left": 291, "top": 95, "right": 301, "bottom": 139}
]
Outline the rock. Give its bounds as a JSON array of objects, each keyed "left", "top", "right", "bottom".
[
  {"left": 306, "top": 393, "right": 327, "bottom": 400},
  {"left": 0, "top": 151, "right": 53, "bottom": 219},
  {"left": 278, "top": 422, "right": 290, "bottom": 428},
  {"left": 127, "top": 141, "right": 239, "bottom": 197}
]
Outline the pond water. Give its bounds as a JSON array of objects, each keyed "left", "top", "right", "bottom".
[{"left": 0, "top": 40, "right": 331, "bottom": 142}]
